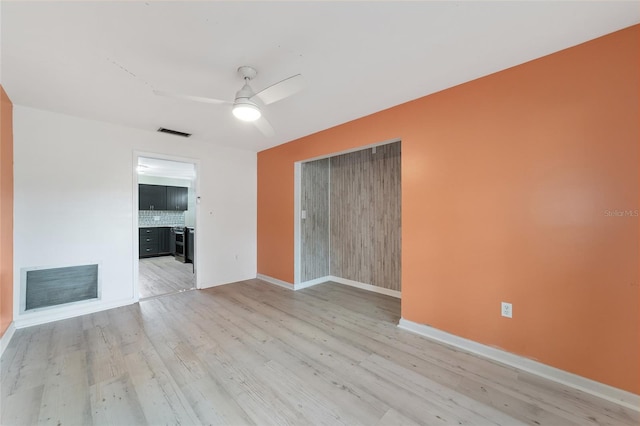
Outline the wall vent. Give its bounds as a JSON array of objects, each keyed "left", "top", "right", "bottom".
[
  {"left": 23, "top": 264, "right": 99, "bottom": 311},
  {"left": 157, "top": 127, "right": 192, "bottom": 138}
]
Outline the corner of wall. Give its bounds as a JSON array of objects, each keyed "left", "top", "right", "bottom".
[
  {"left": 0, "top": 321, "right": 16, "bottom": 356},
  {"left": 0, "top": 85, "right": 14, "bottom": 339}
]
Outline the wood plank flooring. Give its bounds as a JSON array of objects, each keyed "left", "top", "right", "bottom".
[
  {"left": 1, "top": 280, "right": 637, "bottom": 425},
  {"left": 138, "top": 255, "right": 195, "bottom": 299}
]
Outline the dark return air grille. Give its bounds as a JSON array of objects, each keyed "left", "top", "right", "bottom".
[
  {"left": 157, "top": 127, "right": 192, "bottom": 138},
  {"left": 25, "top": 264, "right": 98, "bottom": 310}
]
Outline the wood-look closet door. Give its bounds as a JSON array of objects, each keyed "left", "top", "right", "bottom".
[
  {"left": 301, "top": 159, "right": 330, "bottom": 281},
  {"left": 330, "top": 142, "right": 401, "bottom": 291}
]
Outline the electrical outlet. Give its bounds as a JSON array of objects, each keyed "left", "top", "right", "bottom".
[
  {"left": 153, "top": 216, "right": 160, "bottom": 221},
  {"left": 501, "top": 302, "right": 512, "bottom": 318}
]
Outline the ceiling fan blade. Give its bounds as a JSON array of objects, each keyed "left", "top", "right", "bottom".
[
  {"left": 153, "top": 89, "right": 230, "bottom": 105},
  {"left": 253, "top": 74, "right": 303, "bottom": 105},
  {"left": 252, "top": 116, "right": 275, "bottom": 138}
]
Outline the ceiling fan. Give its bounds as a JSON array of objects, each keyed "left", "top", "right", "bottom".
[{"left": 153, "top": 66, "right": 304, "bottom": 137}]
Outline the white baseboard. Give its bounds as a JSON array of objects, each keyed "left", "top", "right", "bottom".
[
  {"left": 14, "top": 297, "right": 136, "bottom": 329},
  {"left": 197, "top": 281, "right": 227, "bottom": 289},
  {"left": 256, "top": 274, "right": 295, "bottom": 290},
  {"left": 296, "top": 276, "right": 329, "bottom": 290},
  {"left": 256, "top": 274, "right": 401, "bottom": 298},
  {"left": 329, "top": 276, "right": 401, "bottom": 298},
  {"left": 0, "top": 322, "right": 16, "bottom": 357},
  {"left": 200, "top": 276, "right": 260, "bottom": 289},
  {"left": 398, "top": 318, "right": 639, "bottom": 412}
]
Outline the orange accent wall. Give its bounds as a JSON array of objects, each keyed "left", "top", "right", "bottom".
[
  {"left": 0, "top": 85, "right": 14, "bottom": 338},
  {"left": 258, "top": 25, "right": 639, "bottom": 393}
]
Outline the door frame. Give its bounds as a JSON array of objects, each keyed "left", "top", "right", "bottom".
[
  {"left": 293, "top": 138, "right": 400, "bottom": 286},
  {"left": 132, "top": 150, "right": 201, "bottom": 301}
]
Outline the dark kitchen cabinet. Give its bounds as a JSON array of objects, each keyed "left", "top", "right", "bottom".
[
  {"left": 158, "top": 227, "right": 171, "bottom": 254},
  {"left": 166, "top": 186, "right": 188, "bottom": 211},
  {"left": 139, "top": 184, "right": 188, "bottom": 211},
  {"left": 139, "top": 184, "right": 167, "bottom": 211},
  {"left": 139, "top": 227, "right": 159, "bottom": 257},
  {"left": 139, "top": 227, "right": 171, "bottom": 258},
  {"left": 169, "top": 228, "right": 176, "bottom": 256},
  {"left": 186, "top": 228, "right": 195, "bottom": 263}
]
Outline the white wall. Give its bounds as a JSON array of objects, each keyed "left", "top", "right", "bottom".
[
  {"left": 137, "top": 175, "right": 192, "bottom": 187},
  {"left": 13, "top": 106, "right": 257, "bottom": 327}
]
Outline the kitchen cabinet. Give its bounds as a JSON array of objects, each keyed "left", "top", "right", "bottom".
[
  {"left": 187, "top": 228, "right": 195, "bottom": 263},
  {"left": 139, "top": 227, "right": 172, "bottom": 258},
  {"left": 139, "top": 184, "right": 188, "bottom": 211},
  {"left": 139, "top": 227, "right": 159, "bottom": 256},
  {"left": 139, "top": 184, "right": 167, "bottom": 211},
  {"left": 166, "top": 186, "right": 188, "bottom": 211},
  {"left": 158, "top": 227, "right": 171, "bottom": 254},
  {"left": 169, "top": 228, "right": 176, "bottom": 256}
]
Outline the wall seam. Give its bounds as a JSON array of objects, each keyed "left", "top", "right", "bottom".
[{"left": 328, "top": 158, "right": 331, "bottom": 277}]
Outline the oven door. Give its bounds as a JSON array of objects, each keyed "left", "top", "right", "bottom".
[{"left": 174, "top": 228, "right": 186, "bottom": 262}]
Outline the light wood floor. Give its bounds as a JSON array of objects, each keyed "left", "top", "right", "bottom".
[
  {"left": 138, "top": 255, "right": 195, "bottom": 299},
  {"left": 1, "top": 280, "right": 637, "bottom": 425}
]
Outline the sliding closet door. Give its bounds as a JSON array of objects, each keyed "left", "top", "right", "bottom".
[
  {"left": 330, "top": 142, "right": 401, "bottom": 291},
  {"left": 300, "top": 159, "right": 330, "bottom": 281}
]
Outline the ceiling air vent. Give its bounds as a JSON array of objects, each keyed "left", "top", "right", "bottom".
[{"left": 157, "top": 127, "right": 191, "bottom": 138}]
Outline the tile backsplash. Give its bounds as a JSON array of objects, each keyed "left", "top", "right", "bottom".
[{"left": 139, "top": 210, "right": 185, "bottom": 227}]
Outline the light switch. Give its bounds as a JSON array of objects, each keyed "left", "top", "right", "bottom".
[{"left": 301, "top": 210, "right": 307, "bottom": 219}]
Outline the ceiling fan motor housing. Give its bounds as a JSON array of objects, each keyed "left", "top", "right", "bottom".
[
  {"left": 235, "top": 82, "right": 255, "bottom": 101},
  {"left": 233, "top": 74, "right": 261, "bottom": 121}
]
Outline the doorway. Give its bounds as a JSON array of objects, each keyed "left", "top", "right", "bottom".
[
  {"left": 134, "top": 155, "right": 198, "bottom": 299},
  {"left": 294, "top": 140, "right": 401, "bottom": 296}
]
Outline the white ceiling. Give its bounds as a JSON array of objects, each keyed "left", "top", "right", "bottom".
[{"left": 2, "top": 1, "right": 638, "bottom": 152}]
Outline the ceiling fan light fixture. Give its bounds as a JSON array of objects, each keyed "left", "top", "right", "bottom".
[{"left": 232, "top": 100, "right": 261, "bottom": 122}]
